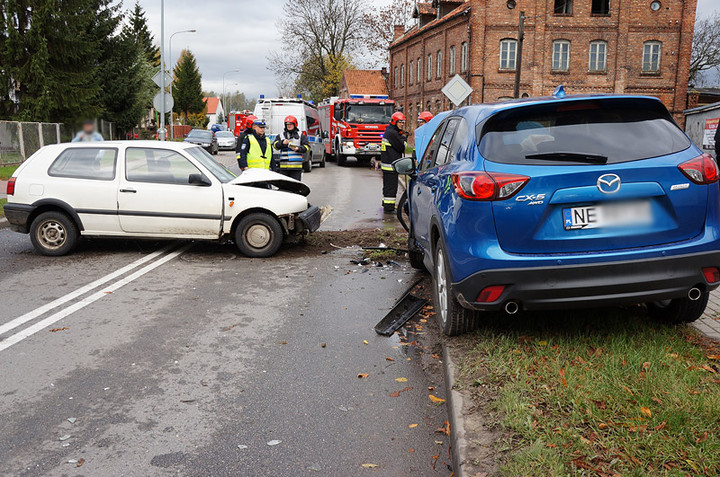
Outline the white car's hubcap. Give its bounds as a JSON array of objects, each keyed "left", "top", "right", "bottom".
[
  {"left": 246, "top": 224, "right": 271, "bottom": 249},
  {"left": 37, "top": 220, "right": 66, "bottom": 249},
  {"left": 436, "top": 248, "right": 448, "bottom": 325}
]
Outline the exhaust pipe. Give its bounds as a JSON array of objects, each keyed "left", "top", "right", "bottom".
[
  {"left": 504, "top": 301, "right": 519, "bottom": 315},
  {"left": 688, "top": 287, "right": 702, "bottom": 301}
]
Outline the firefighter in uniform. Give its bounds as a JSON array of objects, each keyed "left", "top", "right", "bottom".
[
  {"left": 273, "top": 115, "right": 309, "bottom": 181},
  {"left": 380, "top": 112, "right": 407, "bottom": 213},
  {"left": 238, "top": 119, "right": 272, "bottom": 170},
  {"left": 417, "top": 111, "right": 433, "bottom": 126},
  {"left": 236, "top": 115, "right": 257, "bottom": 169}
]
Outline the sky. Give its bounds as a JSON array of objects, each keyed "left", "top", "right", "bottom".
[{"left": 137, "top": 0, "right": 720, "bottom": 100}]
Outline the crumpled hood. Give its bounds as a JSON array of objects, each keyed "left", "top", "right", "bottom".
[{"left": 228, "top": 168, "right": 311, "bottom": 196}]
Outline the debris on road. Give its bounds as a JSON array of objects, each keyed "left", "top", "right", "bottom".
[
  {"left": 59, "top": 434, "right": 71, "bottom": 441},
  {"left": 429, "top": 395, "right": 446, "bottom": 404},
  {"left": 357, "top": 373, "right": 369, "bottom": 379},
  {"left": 361, "top": 463, "right": 378, "bottom": 468},
  {"left": 307, "top": 464, "right": 322, "bottom": 472},
  {"left": 389, "top": 387, "right": 412, "bottom": 398},
  {"left": 67, "top": 417, "right": 77, "bottom": 424},
  {"left": 266, "top": 440, "right": 282, "bottom": 446},
  {"left": 374, "top": 278, "right": 427, "bottom": 336},
  {"left": 77, "top": 458, "right": 85, "bottom": 467},
  {"left": 50, "top": 327, "right": 69, "bottom": 332},
  {"left": 237, "top": 445, "right": 248, "bottom": 449},
  {"left": 320, "top": 342, "right": 327, "bottom": 348}
]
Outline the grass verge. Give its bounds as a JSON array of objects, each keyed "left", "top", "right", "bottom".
[
  {"left": 455, "top": 309, "right": 720, "bottom": 476},
  {"left": 0, "top": 198, "right": 6, "bottom": 217},
  {"left": 0, "top": 165, "right": 19, "bottom": 180}
]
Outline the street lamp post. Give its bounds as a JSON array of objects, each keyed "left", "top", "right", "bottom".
[
  {"left": 168, "top": 29, "right": 196, "bottom": 140},
  {"left": 222, "top": 70, "right": 241, "bottom": 121}
]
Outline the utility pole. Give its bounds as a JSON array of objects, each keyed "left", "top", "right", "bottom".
[
  {"left": 513, "top": 10, "right": 525, "bottom": 99},
  {"left": 159, "top": 0, "right": 166, "bottom": 140}
]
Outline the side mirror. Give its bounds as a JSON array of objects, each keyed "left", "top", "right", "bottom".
[
  {"left": 322, "top": 131, "right": 329, "bottom": 139},
  {"left": 392, "top": 157, "right": 416, "bottom": 176},
  {"left": 333, "top": 110, "right": 343, "bottom": 121},
  {"left": 189, "top": 173, "right": 211, "bottom": 186}
]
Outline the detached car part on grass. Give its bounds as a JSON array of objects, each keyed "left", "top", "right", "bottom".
[
  {"left": 395, "top": 93, "right": 720, "bottom": 335},
  {"left": 4, "top": 142, "right": 324, "bottom": 258}
]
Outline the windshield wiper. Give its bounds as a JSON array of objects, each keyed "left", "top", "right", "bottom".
[{"left": 525, "top": 152, "right": 608, "bottom": 164}]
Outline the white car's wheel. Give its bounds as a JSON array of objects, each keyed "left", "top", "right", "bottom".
[
  {"left": 29, "top": 211, "right": 78, "bottom": 256},
  {"left": 234, "top": 213, "right": 284, "bottom": 258}
]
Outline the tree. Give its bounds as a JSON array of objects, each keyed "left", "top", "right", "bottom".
[
  {"left": 126, "top": 1, "right": 160, "bottom": 67},
  {"left": 173, "top": 50, "right": 205, "bottom": 124},
  {"left": 690, "top": 12, "right": 720, "bottom": 86},
  {"left": 363, "top": 0, "right": 415, "bottom": 66},
  {"left": 268, "top": 0, "right": 366, "bottom": 101}
]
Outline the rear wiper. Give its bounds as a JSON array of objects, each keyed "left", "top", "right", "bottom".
[{"left": 525, "top": 152, "right": 609, "bottom": 164}]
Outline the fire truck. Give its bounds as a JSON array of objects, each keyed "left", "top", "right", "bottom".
[
  {"left": 318, "top": 95, "right": 395, "bottom": 166},
  {"left": 227, "top": 110, "right": 252, "bottom": 136}
]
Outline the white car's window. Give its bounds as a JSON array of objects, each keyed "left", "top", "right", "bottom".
[
  {"left": 125, "top": 148, "right": 202, "bottom": 185},
  {"left": 48, "top": 148, "right": 117, "bottom": 180},
  {"left": 185, "top": 147, "right": 236, "bottom": 183}
]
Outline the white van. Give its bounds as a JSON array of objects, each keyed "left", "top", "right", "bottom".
[{"left": 253, "top": 97, "right": 326, "bottom": 171}]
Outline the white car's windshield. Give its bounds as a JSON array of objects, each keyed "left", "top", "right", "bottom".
[{"left": 186, "top": 147, "right": 236, "bottom": 183}]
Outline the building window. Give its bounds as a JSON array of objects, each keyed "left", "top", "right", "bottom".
[
  {"left": 436, "top": 50, "right": 442, "bottom": 78},
  {"left": 642, "top": 41, "right": 662, "bottom": 73},
  {"left": 591, "top": 0, "right": 610, "bottom": 15},
  {"left": 449, "top": 46, "right": 456, "bottom": 75},
  {"left": 554, "top": 0, "right": 572, "bottom": 15},
  {"left": 417, "top": 58, "right": 422, "bottom": 83},
  {"left": 589, "top": 41, "right": 607, "bottom": 72},
  {"left": 427, "top": 53, "right": 432, "bottom": 81},
  {"left": 435, "top": 99, "right": 441, "bottom": 113},
  {"left": 552, "top": 40, "right": 571, "bottom": 71},
  {"left": 400, "top": 64, "right": 405, "bottom": 87},
  {"left": 500, "top": 39, "right": 517, "bottom": 70},
  {"left": 394, "top": 66, "right": 398, "bottom": 88},
  {"left": 461, "top": 42, "right": 468, "bottom": 72},
  {"left": 409, "top": 61, "right": 414, "bottom": 85}
]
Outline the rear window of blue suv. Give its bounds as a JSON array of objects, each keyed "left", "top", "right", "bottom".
[{"left": 478, "top": 98, "right": 691, "bottom": 165}]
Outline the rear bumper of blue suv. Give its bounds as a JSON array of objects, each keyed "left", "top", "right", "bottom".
[{"left": 454, "top": 250, "right": 720, "bottom": 311}]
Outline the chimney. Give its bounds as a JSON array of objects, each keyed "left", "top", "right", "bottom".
[{"left": 393, "top": 25, "right": 405, "bottom": 41}]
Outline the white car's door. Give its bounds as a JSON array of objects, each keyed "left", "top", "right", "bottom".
[{"left": 117, "top": 147, "right": 222, "bottom": 237}]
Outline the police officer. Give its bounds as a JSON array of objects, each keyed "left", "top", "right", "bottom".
[
  {"left": 417, "top": 111, "right": 433, "bottom": 127},
  {"left": 238, "top": 119, "right": 272, "bottom": 170},
  {"left": 273, "top": 115, "right": 309, "bottom": 181},
  {"left": 380, "top": 112, "right": 407, "bottom": 213},
  {"left": 236, "top": 114, "right": 257, "bottom": 169}
]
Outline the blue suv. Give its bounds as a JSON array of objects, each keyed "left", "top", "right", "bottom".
[{"left": 394, "top": 93, "right": 720, "bottom": 335}]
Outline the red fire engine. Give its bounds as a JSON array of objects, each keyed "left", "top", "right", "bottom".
[
  {"left": 318, "top": 95, "right": 395, "bottom": 166},
  {"left": 227, "top": 110, "right": 252, "bottom": 136}
]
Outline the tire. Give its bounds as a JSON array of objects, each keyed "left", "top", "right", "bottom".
[
  {"left": 234, "top": 213, "right": 284, "bottom": 258},
  {"left": 303, "top": 155, "right": 313, "bottom": 173},
  {"left": 647, "top": 292, "right": 709, "bottom": 324},
  {"left": 432, "top": 240, "right": 477, "bottom": 336},
  {"left": 337, "top": 153, "right": 347, "bottom": 166},
  {"left": 319, "top": 152, "right": 326, "bottom": 168},
  {"left": 29, "top": 211, "right": 79, "bottom": 256}
]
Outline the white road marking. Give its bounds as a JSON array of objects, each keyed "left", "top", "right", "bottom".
[
  {"left": 0, "top": 245, "right": 174, "bottom": 338},
  {"left": 0, "top": 243, "right": 192, "bottom": 352}
]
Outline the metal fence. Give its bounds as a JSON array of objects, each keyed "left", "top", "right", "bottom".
[{"left": 0, "top": 120, "right": 115, "bottom": 165}]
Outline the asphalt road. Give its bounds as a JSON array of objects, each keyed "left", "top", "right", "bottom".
[{"left": 0, "top": 152, "right": 451, "bottom": 476}]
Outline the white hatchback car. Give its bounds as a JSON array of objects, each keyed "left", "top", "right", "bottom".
[{"left": 4, "top": 141, "right": 321, "bottom": 257}]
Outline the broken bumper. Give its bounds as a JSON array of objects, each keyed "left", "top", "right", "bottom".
[{"left": 297, "top": 206, "right": 321, "bottom": 233}]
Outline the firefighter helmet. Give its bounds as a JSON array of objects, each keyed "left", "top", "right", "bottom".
[
  {"left": 418, "top": 111, "right": 434, "bottom": 124},
  {"left": 244, "top": 115, "right": 257, "bottom": 129},
  {"left": 390, "top": 112, "right": 406, "bottom": 126},
  {"left": 284, "top": 115, "right": 298, "bottom": 127}
]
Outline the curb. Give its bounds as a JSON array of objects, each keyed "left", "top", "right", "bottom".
[
  {"left": 443, "top": 342, "right": 468, "bottom": 477},
  {"left": 0, "top": 218, "right": 8, "bottom": 230}
]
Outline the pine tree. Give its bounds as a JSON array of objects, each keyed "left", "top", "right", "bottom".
[
  {"left": 126, "top": 2, "right": 159, "bottom": 67},
  {"left": 173, "top": 50, "right": 205, "bottom": 124}
]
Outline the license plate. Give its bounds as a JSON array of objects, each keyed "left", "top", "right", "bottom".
[{"left": 563, "top": 201, "right": 652, "bottom": 230}]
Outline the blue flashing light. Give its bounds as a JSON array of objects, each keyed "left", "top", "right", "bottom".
[
  {"left": 260, "top": 94, "right": 265, "bottom": 99},
  {"left": 553, "top": 85, "right": 566, "bottom": 98},
  {"left": 297, "top": 94, "right": 302, "bottom": 99},
  {"left": 350, "top": 94, "right": 363, "bottom": 99}
]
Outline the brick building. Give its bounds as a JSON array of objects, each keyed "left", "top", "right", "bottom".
[
  {"left": 338, "top": 69, "right": 390, "bottom": 97},
  {"left": 389, "top": 0, "right": 698, "bottom": 128}
]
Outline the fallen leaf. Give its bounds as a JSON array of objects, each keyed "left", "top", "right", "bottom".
[
  {"left": 640, "top": 406, "right": 652, "bottom": 418},
  {"left": 538, "top": 340, "right": 548, "bottom": 346},
  {"left": 395, "top": 377, "right": 408, "bottom": 382},
  {"left": 363, "top": 340, "right": 369, "bottom": 345},
  {"left": 652, "top": 397, "right": 663, "bottom": 405},
  {"left": 76, "top": 458, "right": 85, "bottom": 468},
  {"left": 431, "top": 354, "right": 441, "bottom": 359},
  {"left": 642, "top": 362, "right": 651, "bottom": 372},
  {"left": 655, "top": 421, "right": 667, "bottom": 431},
  {"left": 696, "top": 431, "right": 709, "bottom": 443},
  {"left": 436, "top": 420, "right": 450, "bottom": 435},
  {"left": 707, "top": 355, "right": 720, "bottom": 361},
  {"left": 104, "top": 291, "right": 112, "bottom": 294},
  {"left": 389, "top": 387, "right": 412, "bottom": 398},
  {"left": 620, "top": 384, "right": 634, "bottom": 396},
  {"left": 385, "top": 357, "right": 394, "bottom": 361},
  {"left": 357, "top": 373, "right": 369, "bottom": 379},
  {"left": 429, "top": 395, "right": 446, "bottom": 404},
  {"left": 278, "top": 341, "right": 287, "bottom": 345},
  {"left": 50, "top": 327, "right": 69, "bottom": 332},
  {"left": 598, "top": 423, "right": 608, "bottom": 430},
  {"left": 408, "top": 423, "right": 418, "bottom": 428},
  {"left": 701, "top": 365, "right": 717, "bottom": 374},
  {"left": 361, "top": 463, "right": 378, "bottom": 468},
  {"left": 428, "top": 386, "right": 434, "bottom": 391},
  {"left": 559, "top": 368, "right": 568, "bottom": 387},
  {"left": 408, "top": 448, "right": 414, "bottom": 453},
  {"left": 434, "top": 440, "right": 443, "bottom": 445}
]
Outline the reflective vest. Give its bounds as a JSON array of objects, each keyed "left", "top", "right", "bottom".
[
  {"left": 247, "top": 135, "right": 272, "bottom": 169},
  {"left": 277, "top": 131, "right": 304, "bottom": 169}
]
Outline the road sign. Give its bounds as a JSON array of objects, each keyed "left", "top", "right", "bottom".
[
  {"left": 153, "top": 91, "right": 174, "bottom": 114},
  {"left": 442, "top": 75, "right": 473, "bottom": 106},
  {"left": 152, "top": 70, "right": 173, "bottom": 89}
]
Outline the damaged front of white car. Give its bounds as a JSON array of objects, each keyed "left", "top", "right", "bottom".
[{"left": 223, "top": 169, "right": 327, "bottom": 257}]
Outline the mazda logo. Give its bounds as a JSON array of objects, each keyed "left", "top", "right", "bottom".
[{"left": 597, "top": 174, "right": 621, "bottom": 194}]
